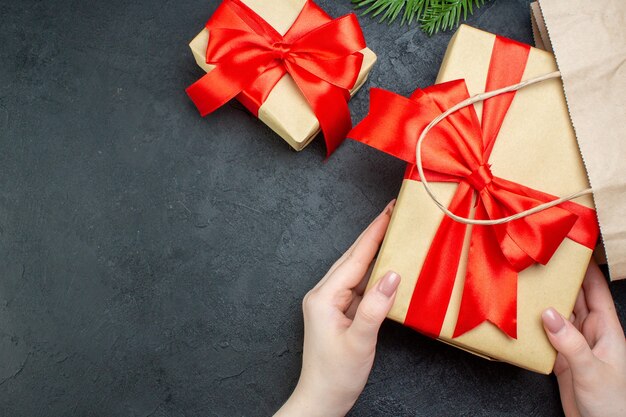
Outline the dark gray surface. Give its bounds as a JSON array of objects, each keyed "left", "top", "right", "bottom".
[{"left": 1, "top": 0, "right": 624, "bottom": 416}]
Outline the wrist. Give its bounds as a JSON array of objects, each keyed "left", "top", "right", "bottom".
[{"left": 275, "top": 380, "right": 354, "bottom": 417}]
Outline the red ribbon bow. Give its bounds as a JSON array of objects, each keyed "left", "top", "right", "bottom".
[
  {"left": 186, "top": 0, "right": 367, "bottom": 156},
  {"left": 349, "top": 36, "right": 598, "bottom": 339}
]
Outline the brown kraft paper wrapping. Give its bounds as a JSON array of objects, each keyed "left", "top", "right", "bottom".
[
  {"left": 531, "top": 1, "right": 626, "bottom": 281},
  {"left": 367, "top": 25, "right": 595, "bottom": 374},
  {"left": 189, "top": 0, "right": 377, "bottom": 151}
]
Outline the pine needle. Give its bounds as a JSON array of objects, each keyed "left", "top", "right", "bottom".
[
  {"left": 352, "top": 0, "right": 490, "bottom": 35},
  {"left": 421, "top": 0, "right": 486, "bottom": 35}
]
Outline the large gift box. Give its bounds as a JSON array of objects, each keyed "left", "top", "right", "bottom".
[
  {"left": 187, "top": 0, "right": 377, "bottom": 155},
  {"left": 350, "top": 25, "right": 599, "bottom": 374}
]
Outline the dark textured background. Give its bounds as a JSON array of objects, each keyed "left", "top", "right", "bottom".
[{"left": 1, "top": 0, "right": 624, "bottom": 416}]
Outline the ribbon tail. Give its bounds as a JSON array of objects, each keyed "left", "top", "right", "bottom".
[
  {"left": 404, "top": 182, "right": 474, "bottom": 337},
  {"left": 237, "top": 65, "right": 285, "bottom": 115},
  {"left": 348, "top": 88, "right": 425, "bottom": 163},
  {"left": 318, "top": 87, "right": 352, "bottom": 157},
  {"left": 186, "top": 53, "right": 274, "bottom": 116},
  {"left": 453, "top": 201, "right": 518, "bottom": 338},
  {"left": 288, "top": 63, "right": 351, "bottom": 157}
]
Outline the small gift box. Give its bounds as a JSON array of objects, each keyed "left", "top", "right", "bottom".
[
  {"left": 187, "top": 0, "right": 377, "bottom": 155},
  {"left": 350, "top": 25, "right": 599, "bottom": 374}
]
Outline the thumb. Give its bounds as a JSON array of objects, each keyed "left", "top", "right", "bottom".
[
  {"left": 542, "top": 308, "right": 597, "bottom": 380},
  {"left": 349, "top": 271, "right": 400, "bottom": 346}
]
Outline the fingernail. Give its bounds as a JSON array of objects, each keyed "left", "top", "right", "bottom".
[
  {"left": 383, "top": 199, "right": 397, "bottom": 217},
  {"left": 542, "top": 308, "right": 566, "bottom": 334},
  {"left": 378, "top": 271, "right": 400, "bottom": 297}
]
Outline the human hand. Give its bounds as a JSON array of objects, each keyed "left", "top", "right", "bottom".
[
  {"left": 542, "top": 260, "right": 626, "bottom": 417},
  {"left": 275, "top": 200, "right": 400, "bottom": 417}
]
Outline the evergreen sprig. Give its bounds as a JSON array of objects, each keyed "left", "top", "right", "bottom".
[{"left": 352, "top": 0, "right": 489, "bottom": 35}]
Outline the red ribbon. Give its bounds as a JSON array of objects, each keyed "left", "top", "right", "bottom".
[
  {"left": 349, "top": 36, "right": 599, "bottom": 339},
  {"left": 186, "top": 0, "right": 367, "bottom": 156}
]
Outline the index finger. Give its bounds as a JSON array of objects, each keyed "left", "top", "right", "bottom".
[
  {"left": 319, "top": 200, "right": 394, "bottom": 294},
  {"left": 582, "top": 260, "right": 622, "bottom": 328}
]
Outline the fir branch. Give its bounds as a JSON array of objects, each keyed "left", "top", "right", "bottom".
[
  {"left": 352, "top": 0, "right": 490, "bottom": 34},
  {"left": 421, "top": 0, "right": 486, "bottom": 36},
  {"left": 352, "top": 0, "right": 433, "bottom": 26}
]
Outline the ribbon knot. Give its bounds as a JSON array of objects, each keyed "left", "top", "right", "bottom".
[
  {"left": 466, "top": 164, "right": 493, "bottom": 191},
  {"left": 271, "top": 41, "right": 292, "bottom": 60}
]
